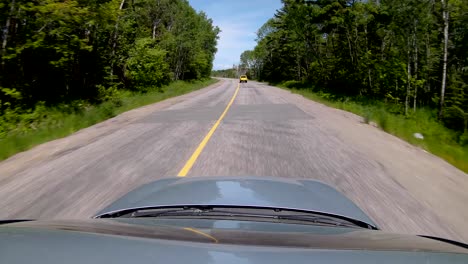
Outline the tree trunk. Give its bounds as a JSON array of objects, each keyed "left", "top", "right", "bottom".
[
  {"left": 296, "top": 49, "right": 301, "bottom": 81},
  {"left": 152, "top": 19, "right": 161, "bottom": 40},
  {"left": 365, "top": 24, "right": 372, "bottom": 93},
  {"left": 345, "top": 28, "right": 354, "bottom": 64},
  {"left": 174, "top": 46, "right": 184, "bottom": 80},
  {"left": 425, "top": 26, "right": 431, "bottom": 94},
  {"left": 1, "top": 0, "right": 16, "bottom": 65},
  {"left": 406, "top": 37, "right": 411, "bottom": 116},
  {"left": 439, "top": 0, "right": 449, "bottom": 119},
  {"left": 413, "top": 30, "right": 418, "bottom": 112},
  {"left": 110, "top": 0, "right": 126, "bottom": 78}
]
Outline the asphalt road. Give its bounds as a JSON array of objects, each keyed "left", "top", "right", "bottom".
[{"left": 0, "top": 78, "right": 467, "bottom": 243}]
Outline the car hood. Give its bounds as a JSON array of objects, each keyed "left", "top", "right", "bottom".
[
  {"left": 96, "top": 176, "right": 375, "bottom": 227},
  {"left": 1, "top": 219, "right": 468, "bottom": 264}
]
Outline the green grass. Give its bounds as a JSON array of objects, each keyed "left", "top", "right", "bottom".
[
  {"left": 0, "top": 79, "right": 218, "bottom": 161},
  {"left": 278, "top": 85, "right": 468, "bottom": 173}
]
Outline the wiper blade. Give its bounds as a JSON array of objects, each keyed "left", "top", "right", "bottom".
[
  {"left": 97, "top": 205, "right": 375, "bottom": 229},
  {"left": 276, "top": 215, "right": 360, "bottom": 228},
  {"left": 130, "top": 207, "right": 211, "bottom": 218},
  {"left": 126, "top": 208, "right": 360, "bottom": 228},
  {"left": 129, "top": 207, "right": 278, "bottom": 219}
]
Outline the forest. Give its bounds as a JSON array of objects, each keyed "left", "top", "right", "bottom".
[
  {"left": 0, "top": 0, "right": 219, "bottom": 113},
  {"left": 241, "top": 0, "right": 468, "bottom": 136},
  {"left": 0, "top": 0, "right": 219, "bottom": 158},
  {"left": 211, "top": 68, "right": 237, "bottom": 79}
]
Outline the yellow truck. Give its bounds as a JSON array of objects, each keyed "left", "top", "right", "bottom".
[{"left": 239, "top": 75, "right": 248, "bottom": 83}]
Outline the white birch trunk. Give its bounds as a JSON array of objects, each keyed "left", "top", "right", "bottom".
[
  {"left": 1, "top": 0, "right": 16, "bottom": 61},
  {"left": 439, "top": 0, "right": 449, "bottom": 118}
]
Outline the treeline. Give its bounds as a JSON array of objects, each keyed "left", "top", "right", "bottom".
[
  {"left": 211, "top": 68, "right": 237, "bottom": 78},
  {"left": 0, "top": 0, "right": 219, "bottom": 109},
  {"left": 241, "top": 0, "right": 468, "bottom": 132}
]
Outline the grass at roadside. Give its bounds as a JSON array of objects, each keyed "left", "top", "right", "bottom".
[
  {"left": 278, "top": 84, "right": 468, "bottom": 173},
  {"left": 0, "top": 79, "right": 218, "bottom": 161}
]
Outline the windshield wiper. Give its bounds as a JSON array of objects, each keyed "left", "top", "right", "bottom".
[
  {"left": 130, "top": 207, "right": 215, "bottom": 218},
  {"left": 276, "top": 215, "right": 360, "bottom": 228},
  {"left": 121, "top": 207, "right": 361, "bottom": 228},
  {"left": 97, "top": 205, "right": 375, "bottom": 229}
]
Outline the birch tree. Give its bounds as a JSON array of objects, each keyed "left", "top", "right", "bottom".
[{"left": 439, "top": 0, "right": 449, "bottom": 118}]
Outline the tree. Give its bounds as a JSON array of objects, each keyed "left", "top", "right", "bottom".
[
  {"left": 439, "top": 0, "right": 449, "bottom": 119},
  {"left": 244, "top": 0, "right": 468, "bottom": 132},
  {"left": 126, "top": 38, "right": 169, "bottom": 91},
  {"left": 0, "top": 0, "right": 219, "bottom": 110}
]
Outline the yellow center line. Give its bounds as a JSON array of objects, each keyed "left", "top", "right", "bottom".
[
  {"left": 177, "top": 83, "right": 240, "bottom": 177},
  {"left": 183, "top": 227, "right": 219, "bottom": 243}
]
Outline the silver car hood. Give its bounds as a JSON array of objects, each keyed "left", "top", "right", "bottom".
[
  {"left": 1, "top": 219, "right": 468, "bottom": 264},
  {"left": 96, "top": 176, "right": 376, "bottom": 227}
]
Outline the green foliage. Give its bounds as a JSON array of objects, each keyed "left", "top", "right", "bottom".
[
  {"left": 0, "top": 0, "right": 219, "bottom": 105},
  {"left": 126, "top": 38, "right": 170, "bottom": 91},
  {"left": 212, "top": 69, "right": 237, "bottom": 78},
  {"left": 281, "top": 80, "right": 306, "bottom": 89},
  {"left": 0, "top": 88, "right": 21, "bottom": 100},
  {"left": 460, "top": 131, "right": 468, "bottom": 146},
  {"left": 96, "top": 84, "right": 121, "bottom": 102},
  {"left": 443, "top": 68, "right": 468, "bottom": 131}
]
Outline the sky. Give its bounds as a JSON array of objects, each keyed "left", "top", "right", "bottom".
[{"left": 188, "top": 0, "right": 282, "bottom": 70}]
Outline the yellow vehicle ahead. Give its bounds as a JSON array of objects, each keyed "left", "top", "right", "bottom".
[{"left": 239, "top": 75, "right": 248, "bottom": 83}]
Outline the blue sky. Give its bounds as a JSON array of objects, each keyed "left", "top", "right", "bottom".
[{"left": 188, "top": 0, "right": 282, "bottom": 70}]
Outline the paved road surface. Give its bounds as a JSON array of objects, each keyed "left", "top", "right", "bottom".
[{"left": 0, "top": 78, "right": 467, "bottom": 242}]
